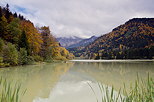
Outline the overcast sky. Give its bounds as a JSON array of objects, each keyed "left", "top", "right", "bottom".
[{"left": 0, "top": 0, "right": 154, "bottom": 38}]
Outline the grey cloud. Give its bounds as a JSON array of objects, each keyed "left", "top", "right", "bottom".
[{"left": 0, "top": 0, "right": 154, "bottom": 38}]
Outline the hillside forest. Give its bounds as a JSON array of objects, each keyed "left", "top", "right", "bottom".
[
  {"left": 69, "top": 18, "right": 154, "bottom": 59},
  {"left": 0, "top": 4, "right": 74, "bottom": 67}
]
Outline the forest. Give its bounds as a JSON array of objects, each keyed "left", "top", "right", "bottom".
[
  {"left": 69, "top": 18, "right": 154, "bottom": 59},
  {"left": 0, "top": 4, "right": 74, "bottom": 67},
  {"left": 0, "top": 4, "right": 154, "bottom": 67}
]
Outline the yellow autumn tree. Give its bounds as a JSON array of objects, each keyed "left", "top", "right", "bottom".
[{"left": 20, "top": 21, "right": 43, "bottom": 55}]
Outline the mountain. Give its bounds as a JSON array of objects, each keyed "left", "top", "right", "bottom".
[
  {"left": 56, "top": 36, "right": 84, "bottom": 48},
  {"left": 67, "top": 36, "right": 98, "bottom": 48},
  {"left": 70, "top": 18, "right": 154, "bottom": 59}
]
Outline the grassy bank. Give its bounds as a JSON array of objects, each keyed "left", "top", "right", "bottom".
[
  {"left": 89, "top": 75, "right": 154, "bottom": 102},
  {"left": 0, "top": 78, "right": 26, "bottom": 102}
]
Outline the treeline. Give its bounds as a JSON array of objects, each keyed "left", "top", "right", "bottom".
[
  {"left": 0, "top": 4, "right": 74, "bottom": 67},
  {"left": 94, "top": 47, "right": 154, "bottom": 59},
  {"left": 70, "top": 18, "right": 154, "bottom": 59}
]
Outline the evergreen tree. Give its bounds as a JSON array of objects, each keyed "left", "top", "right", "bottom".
[
  {"left": 5, "top": 4, "right": 11, "bottom": 20},
  {"left": 6, "top": 4, "right": 9, "bottom": 10},
  {"left": 0, "top": 16, "right": 9, "bottom": 40},
  {"left": 19, "top": 30, "right": 29, "bottom": 53},
  {"left": 19, "top": 14, "right": 24, "bottom": 20},
  {"left": 0, "top": 6, "right": 2, "bottom": 20},
  {"left": 13, "top": 12, "right": 17, "bottom": 18}
]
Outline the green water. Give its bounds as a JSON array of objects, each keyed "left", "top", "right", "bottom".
[{"left": 0, "top": 60, "right": 153, "bottom": 102}]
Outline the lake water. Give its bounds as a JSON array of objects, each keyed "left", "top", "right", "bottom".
[{"left": 0, "top": 60, "right": 154, "bottom": 102}]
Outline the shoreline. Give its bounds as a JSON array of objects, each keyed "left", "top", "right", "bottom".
[
  {"left": 1, "top": 59, "right": 154, "bottom": 68},
  {"left": 70, "top": 59, "right": 154, "bottom": 62},
  {"left": 0, "top": 60, "right": 69, "bottom": 68}
]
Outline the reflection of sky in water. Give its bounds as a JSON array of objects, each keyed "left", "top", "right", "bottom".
[
  {"left": 33, "top": 80, "right": 122, "bottom": 102},
  {"left": 0, "top": 60, "right": 154, "bottom": 102},
  {"left": 33, "top": 71, "right": 100, "bottom": 102},
  {"left": 33, "top": 62, "right": 148, "bottom": 102},
  {"left": 34, "top": 81, "right": 99, "bottom": 102},
  {"left": 33, "top": 60, "right": 154, "bottom": 102}
]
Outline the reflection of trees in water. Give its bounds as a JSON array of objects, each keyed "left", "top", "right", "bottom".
[
  {"left": 72, "top": 62, "right": 154, "bottom": 90},
  {"left": 0, "top": 62, "right": 74, "bottom": 102}
]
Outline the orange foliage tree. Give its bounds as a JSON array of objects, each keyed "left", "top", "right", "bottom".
[{"left": 20, "top": 21, "right": 43, "bottom": 55}]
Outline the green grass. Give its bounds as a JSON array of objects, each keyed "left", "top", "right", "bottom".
[
  {"left": 88, "top": 75, "right": 154, "bottom": 102},
  {"left": 0, "top": 78, "right": 26, "bottom": 102}
]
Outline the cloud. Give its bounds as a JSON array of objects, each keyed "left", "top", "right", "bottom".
[{"left": 0, "top": 0, "right": 154, "bottom": 38}]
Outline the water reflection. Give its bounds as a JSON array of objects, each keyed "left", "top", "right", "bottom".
[
  {"left": 33, "top": 61, "right": 154, "bottom": 102},
  {"left": 71, "top": 61, "right": 154, "bottom": 89},
  {"left": 0, "top": 62, "right": 73, "bottom": 102},
  {"left": 0, "top": 61, "right": 154, "bottom": 102}
]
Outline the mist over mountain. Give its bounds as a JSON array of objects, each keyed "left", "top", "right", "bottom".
[
  {"left": 56, "top": 36, "right": 84, "bottom": 48},
  {"left": 56, "top": 35, "right": 98, "bottom": 49},
  {"left": 67, "top": 36, "right": 98, "bottom": 48}
]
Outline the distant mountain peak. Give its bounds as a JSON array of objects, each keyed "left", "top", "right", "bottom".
[
  {"left": 56, "top": 35, "right": 98, "bottom": 48},
  {"left": 67, "top": 36, "right": 98, "bottom": 49},
  {"left": 57, "top": 36, "right": 84, "bottom": 40},
  {"left": 56, "top": 36, "right": 84, "bottom": 48}
]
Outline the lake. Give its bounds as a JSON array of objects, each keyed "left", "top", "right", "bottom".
[{"left": 0, "top": 60, "right": 154, "bottom": 102}]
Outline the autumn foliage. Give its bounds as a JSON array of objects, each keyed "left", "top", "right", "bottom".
[
  {"left": 69, "top": 18, "right": 154, "bottom": 59},
  {"left": 0, "top": 4, "right": 74, "bottom": 67}
]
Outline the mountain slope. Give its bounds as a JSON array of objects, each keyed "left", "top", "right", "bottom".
[
  {"left": 70, "top": 18, "right": 154, "bottom": 59},
  {"left": 67, "top": 36, "right": 98, "bottom": 48},
  {"left": 56, "top": 36, "right": 83, "bottom": 48}
]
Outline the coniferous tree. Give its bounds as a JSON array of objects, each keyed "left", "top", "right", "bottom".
[
  {"left": 13, "top": 12, "right": 17, "bottom": 18},
  {"left": 0, "top": 6, "right": 2, "bottom": 20},
  {"left": 0, "top": 16, "right": 9, "bottom": 40},
  {"left": 5, "top": 4, "right": 11, "bottom": 20},
  {"left": 19, "top": 14, "right": 24, "bottom": 20},
  {"left": 19, "top": 30, "right": 29, "bottom": 52}
]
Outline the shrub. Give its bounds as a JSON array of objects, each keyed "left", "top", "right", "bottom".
[
  {"left": 26, "top": 56, "right": 34, "bottom": 64},
  {"left": 0, "top": 57, "right": 4, "bottom": 67},
  {"left": 3, "top": 43, "right": 18, "bottom": 65},
  {"left": 0, "top": 38, "right": 4, "bottom": 52},
  {"left": 53, "top": 56, "right": 67, "bottom": 61},
  {"left": 66, "top": 53, "right": 75, "bottom": 60},
  {"left": 33, "top": 55, "right": 43, "bottom": 62},
  {"left": 0, "top": 57, "right": 3, "bottom": 63},
  {"left": 18, "top": 48, "right": 28, "bottom": 65}
]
